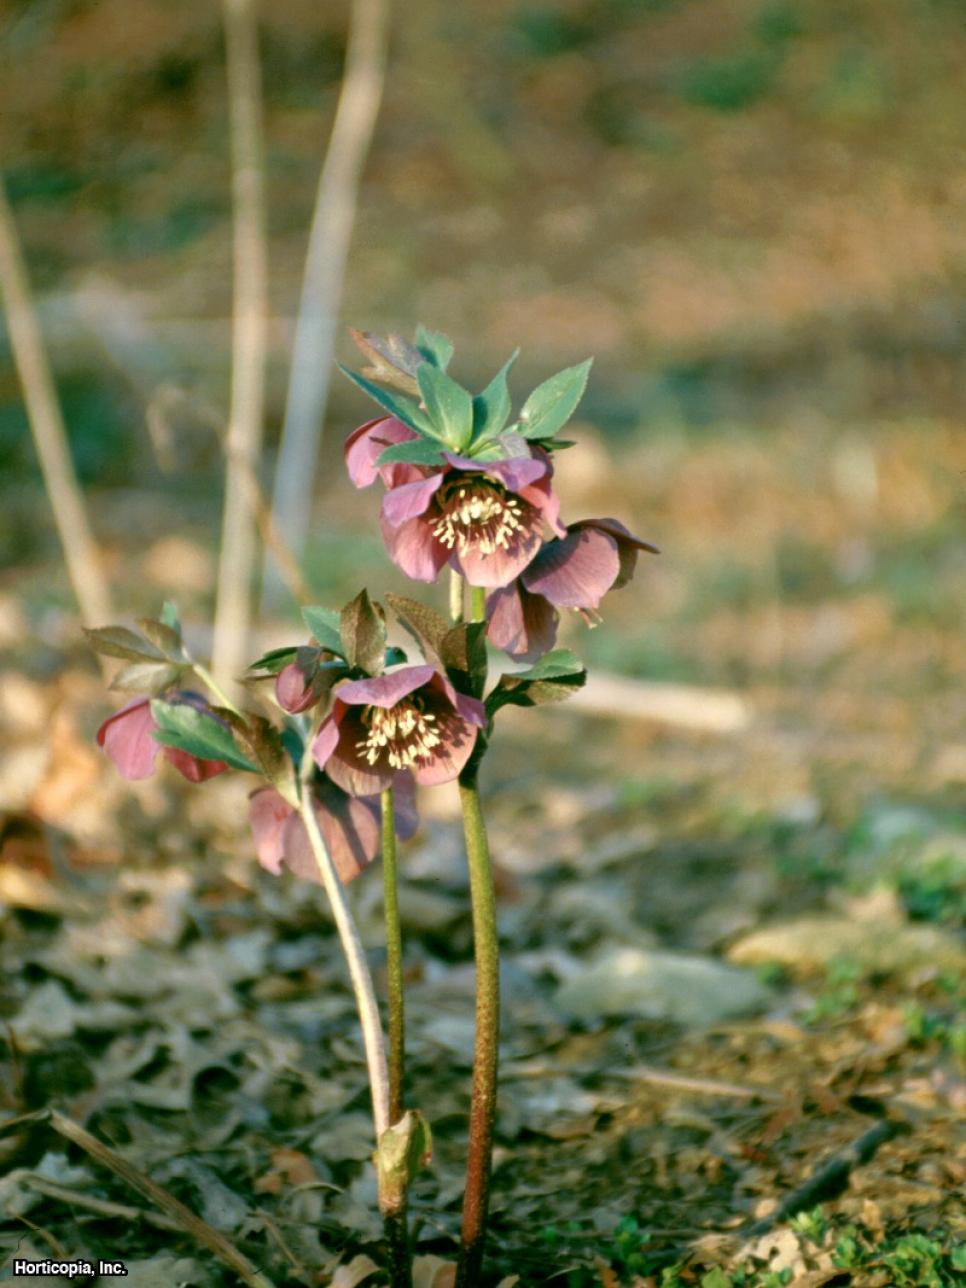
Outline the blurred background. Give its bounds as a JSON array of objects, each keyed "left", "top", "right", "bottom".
[{"left": 1, "top": 1, "right": 964, "bottom": 1282}]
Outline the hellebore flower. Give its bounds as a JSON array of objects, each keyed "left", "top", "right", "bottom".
[
  {"left": 345, "top": 417, "right": 565, "bottom": 587},
  {"left": 249, "top": 773, "right": 418, "bottom": 886},
  {"left": 96, "top": 693, "right": 228, "bottom": 783},
  {"left": 311, "top": 664, "right": 486, "bottom": 796},
  {"left": 487, "top": 518, "right": 659, "bottom": 661}
]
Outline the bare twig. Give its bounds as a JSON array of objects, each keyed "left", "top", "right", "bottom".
[
  {"left": 45, "top": 1109, "right": 276, "bottom": 1288},
  {"left": 212, "top": 0, "right": 269, "bottom": 693},
  {"left": 0, "top": 175, "right": 113, "bottom": 628},
  {"left": 263, "top": 0, "right": 391, "bottom": 606}
]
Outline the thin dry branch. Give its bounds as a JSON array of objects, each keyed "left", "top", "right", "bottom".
[
  {"left": 263, "top": 0, "right": 391, "bottom": 606},
  {"left": 0, "top": 1109, "right": 275, "bottom": 1288},
  {"left": 0, "top": 175, "right": 113, "bottom": 628},
  {"left": 212, "top": 0, "right": 270, "bottom": 693}
]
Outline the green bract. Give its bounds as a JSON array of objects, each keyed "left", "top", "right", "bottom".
[{"left": 342, "top": 327, "right": 593, "bottom": 467}]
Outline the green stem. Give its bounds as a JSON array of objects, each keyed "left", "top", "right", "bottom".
[
  {"left": 190, "top": 660, "right": 243, "bottom": 717},
  {"left": 454, "top": 581, "right": 499, "bottom": 1287},
  {"left": 454, "top": 776, "right": 499, "bottom": 1288},
  {"left": 381, "top": 786, "right": 405, "bottom": 1125},
  {"left": 381, "top": 791, "right": 414, "bottom": 1288}
]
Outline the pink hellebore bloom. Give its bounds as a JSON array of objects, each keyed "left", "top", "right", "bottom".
[
  {"left": 275, "top": 661, "right": 319, "bottom": 714},
  {"left": 249, "top": 774, "right": 418, "bottom": 886},
  {"left": 345, "top": 417, "right": 565, "bottom": 588},
  {"left": 487, "top": 518, "right": 659, "bottom": 661},
  {"left": 96, "top": 694, "right": 228, "bottom": 783},
  {"left": 311, "top": 664, "right": 486, "bottom": 797}
]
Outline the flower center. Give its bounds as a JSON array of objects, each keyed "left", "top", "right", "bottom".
[
  {"left": 355, "top": 698, "right": 442, "bottom": 769},
  {"left": 431, "top": 479, "right": 524, "bottom": 556}
]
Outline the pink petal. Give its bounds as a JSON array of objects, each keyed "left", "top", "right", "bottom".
[
  {"left": 337, "top": 664, "right": 436, "bottom": 709},
  {"left": 275, "top": 662, "right": 317, "bottom": 714},
  {"left": 163, "top": 747, "right": 228, "bottom": 782},
  {"left": 381, "top": 473, "right": 444, "bottom": 527},
  {"left": 486, "top": 584, "right": 560, "bottom": 661},
  {"left": 248, "top": 787, "right": 292, "bottom": 875},
  {"left": 443, "top": 453, "right": 548, "bottom": 492},
  {"left": 96, "top": 699, "right": 160, "bottom": 781},
  {"left": 522, "top": 526, "right": 621, "bottom": 610},
  {"left": 311, "top": 711, "right": 343, "bottom": 771},
  {"left": 284, "top": 782, "right": 382, "bottom": 885},
  {"left": 428, "top": 672, "right": 486, "bottom": 727},
  {"left": 381, "top": 513, "right": 450, "bottom": 583},
  {"left": 345, "top": 416, "right": 416, "bottom": 488},
  {"left": 570, "top": 517, "right": 659, "bottom": 588},
  {"left": 519, "top": 474, "right": 566, "bottom": 538},
  {"left": 451, "top": 504, "right": 543, "bottom": 588},
  {"left": 389, "top": 772, "right": 419, "bottom": 841},
  {"left": 411, "top": 717, "right": 479, "bottom": 787}
]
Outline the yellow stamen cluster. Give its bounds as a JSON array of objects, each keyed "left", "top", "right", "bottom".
[
  {"left": 356, "top": 700, "right": 441, "bottom": 769},
  {"left": 431, "top": 482, "right": 524, "bottom": 556}
]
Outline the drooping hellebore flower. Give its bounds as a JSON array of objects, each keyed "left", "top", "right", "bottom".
[
  {"left": 345, "top": 417, "right": 565, "bottom": 587},
  {"left": 486, "top": 517, "right": 659, "bottom": 661},
  {"left": 96, "top": 693, "right": 228, "bottom": 783},
  {"left": 249, "top": 773, "right": 418, "bottom": 885},
  {"left": 274, "top": 644, "right": 348, "bottom": 714},
  {"left": 311, "top": 664, "right": 486, "bottom": 797}
]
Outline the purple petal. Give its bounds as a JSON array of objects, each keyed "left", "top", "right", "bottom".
[
  {"left": 486, "top": 583, "right": 560, "bottom": 661},
  {"left": 522, "top": 526, "right": 621, "bottom": 609},
  {"left": 381, "top": 513, "right": 450, "bottom": 583},
  {"left": 248, "top": 787, "right": 292, "bottom": 874},
  {"left": 337, "top": 664, "right": 436, "bottom": 709},
  {"left": 444, "top": 452, "right": 548, "bottom": 493},
  {"left": 381, "top": 473, "right": 444, "bottom": 527},
  {"left": 345, "top": 416, "right": 416, "bottom": 488},
  {"left": 96, "top": 699, "right": 160, "bottom": 781},
  {"left": 288, "top": 778, "right": 382, "bottom": 884}
]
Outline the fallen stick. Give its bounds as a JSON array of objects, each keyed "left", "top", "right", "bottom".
[
  {"left": 743, "top": 1116, "right": 904, "bottom": 1239},
  {"left": 0, "top": 1109, "right": 276, "bottom": 1288},
  {"left": 23, "top": 1176, "right": 182, "bottom": 1233}
]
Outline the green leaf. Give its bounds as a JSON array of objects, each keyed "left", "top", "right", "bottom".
[
  {"left": 160, "top": 601, "right": 181, "bottom": 632},
  {"left": 246, "top": 645, "right": 300, "bottom": 677},
  {"left": 375, "top": 1110, "right": 433, "bottom": 1209},
  {"left": 150, "top": 700, "right": 257, "bottom": 772},
  {"left": 417, "top": 362, "right": 474, "bottom": 450},
  {"left": 486, "top": 648, "right": 587, "bottom": 715},
  {"left": 384, "top": 646, "right": 408, "bottom": 668},
  {"left": 109, "top": 661, "right": 186, "bottom": 696},
  {"left": 301, "top": 606, "right": 345, "bottom": 659},
  {"left": 385, "top": 594, "right": 450, "bottom": 663},
  {"left": 84, "top": 626, "right": 166, "bottom": 664},
  {"left": 377, "top": 438, "right": 448, "bottom": 468},
  {"left": 471, "top": 349, "right": 519, "bottom": 444},
  {"left": 348, "top": 327, "right": 422, "bottom": 393},
  {"left": 518, "top": 358, "right": 593, "bottom": 440},
  {"left": 137, "top": 617, "right": 186, "bottom": 661},
  {"left": 339, "top": 365, "right": 438, "bottom": 438},
  {"left": 339, "top": 590, "right": 387, "bottom": 674},
  {"left": 415, "top": 325, "right": 454, "bottom": 370},
  {"left": 440, "top": 622, "right": 488, "bottom": 698}
]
